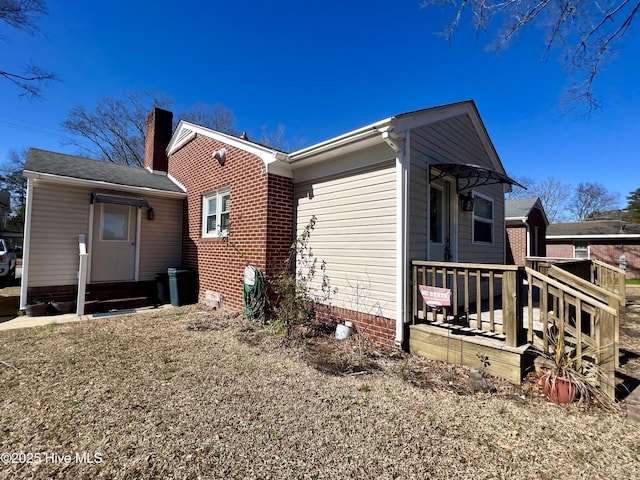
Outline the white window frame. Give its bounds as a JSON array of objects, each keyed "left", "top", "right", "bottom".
[
  {"left": 573, "top": 241, "right": 590, "bottom": 259},
  {"left": 472, "top": 192, "right": 494, "bottom": 244},
  {"left": 202, "top": 188, "right": 230, "bottom": 238}
]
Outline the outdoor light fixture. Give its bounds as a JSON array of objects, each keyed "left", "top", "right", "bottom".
[
  {"left": 212, "top": 148, "right": 227, "bottom": 166},
  {"left": 461, "top": 192, "right": 474, "bottom": 212},
  {"left": 147, "top": 207, "right": 155, "bottom": 221}
]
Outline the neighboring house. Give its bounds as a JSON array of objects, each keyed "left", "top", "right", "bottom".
[
  {"left": 166, "top": 100, "right": 520, "bottom": 347},
  {"left": 505, "top": 197, "right": 548, "bottom": 266},
  {"left": 546, "top": 220, "right": 640, "bottom": 278},
  {"left": 20, "top": 109, "right": 187, "bottom": 309}
]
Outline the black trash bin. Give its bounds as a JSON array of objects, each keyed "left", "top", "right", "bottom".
[
  {"left": 155, "top": 272, "right": 170, "bottom": 305},
  {"left": 167, "top": 267, "right": 196, "bottom": 306}
]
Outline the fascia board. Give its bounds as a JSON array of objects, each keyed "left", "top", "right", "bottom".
[
  {"left": 546, "top": 234, "right": 640, "bottom": 240},
  {"left": 23, "top": 170, "right": 187, "bottom": 199},
  {"left": 392, "top": 101, "right": 472, "bottom": 132},
  {"left": 288, "top": 118, "right": 393, "bottom": 164},
  {"left": 167, "top": 121, "right": 285, "bottom": 165}
]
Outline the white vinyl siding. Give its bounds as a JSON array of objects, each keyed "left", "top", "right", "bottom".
[
  {"left": 408, "top": 114, "right": 507, "bottom": 265},
  {"left": 294, "top": 161, "right": 397, "bottom": 319},
  {"left": 27, "top": 181, "right": 183, "bottom": 287},
  {"left": 138, "top": 195, "right": 183, "bottom": 280},
  {"left": 27, "top": 183, "right": 92, "bottom": 287}
]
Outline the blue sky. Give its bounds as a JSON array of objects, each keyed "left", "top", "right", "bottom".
[{"left": 1, "top": 0, "right": 639, "bottom": 207}]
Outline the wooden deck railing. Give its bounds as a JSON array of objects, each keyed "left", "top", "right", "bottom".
[
  {"left": 411, "top": 260, "right": 618, "bottom": 400},
  {"left": 412, "top": 261, "right": 525, "bottom": 347},
  {"left": 527, "top": 257, "right": 626, "bottom": 306},
  {"left": 591, "top": 259, "right": 626, "bottom": 306},
  {"left": 524, "top": 267, "right": 617, "bottom": 400}
]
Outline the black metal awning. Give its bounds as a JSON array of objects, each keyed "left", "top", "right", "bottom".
[
  {"left": 429, "top": 163, "right": 525, "bottom": 193},
  {"left": 91, "top": 193, "right": 150, "bottom": 208}
]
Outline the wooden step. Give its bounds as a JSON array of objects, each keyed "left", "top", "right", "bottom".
[
  {"left": 84, "top": 296, "right": 152, "bottom": 315},
  {"left": 409, "top": 323, "right": 531, "bottom": 385}
]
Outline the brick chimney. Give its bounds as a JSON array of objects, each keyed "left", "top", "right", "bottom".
[{"left": 144, "top": 107, "right": 173, "bottom": 172}]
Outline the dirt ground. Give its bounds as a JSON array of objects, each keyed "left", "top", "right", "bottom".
[{"left": 0, "top": 289, "right": 639, "bottom": 479}]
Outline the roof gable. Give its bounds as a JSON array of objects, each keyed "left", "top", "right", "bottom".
[{"left": 505, "top": 197, "right": 547, "bottom": 221}]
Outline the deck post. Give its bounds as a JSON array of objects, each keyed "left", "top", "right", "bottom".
[
  {"left": 503, "top": 268, "right": 525, "bottom": 348},
  {"left": 597, "top": 310, "right": 617, "bottom": 401}
]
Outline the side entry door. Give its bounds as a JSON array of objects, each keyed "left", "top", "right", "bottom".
[{"left": 91, "top": 203, "right": 137, "bottom": 282}]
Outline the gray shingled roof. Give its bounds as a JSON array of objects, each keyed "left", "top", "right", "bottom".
[
  {"left": 547, "top": 220, "right": 640, "bottom": 237},
  {"left": 505, "top": 197, "right": 541, "bottom": 219},
  {"left": 24, "top": 148, "right": 185, "bottom": 194}
]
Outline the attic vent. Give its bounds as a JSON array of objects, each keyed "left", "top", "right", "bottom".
[
  {"left": 168, "top": 127, "right": 197, "bottom": 155},
  {"left": 176, "top": 127, "right": 194, "bottom": 144}
]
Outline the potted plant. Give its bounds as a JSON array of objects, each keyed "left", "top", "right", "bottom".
[{"left": 537, "top": 329, "right": 609, "bottom": 406}]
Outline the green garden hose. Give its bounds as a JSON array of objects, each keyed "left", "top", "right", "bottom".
[{"left": 243, "top": 266, "right": 265, "bottom": 323}]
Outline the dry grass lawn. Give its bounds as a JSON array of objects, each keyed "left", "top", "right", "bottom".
[{"left": 1, "top": 301, "right": 640, "bottom": 479}]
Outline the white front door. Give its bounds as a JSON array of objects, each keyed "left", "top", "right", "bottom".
[
  {"left": 91, "top": 204, "right": 137, "bottom": 282},
  {"left": 429, "top": 181, "right": 451, "bottom": 262}
]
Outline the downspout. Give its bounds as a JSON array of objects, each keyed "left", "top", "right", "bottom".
[
  {"left": 19, "top": 177, "right": 35, "bottom": 310},
  {"left": 525, "top": 219, "right": 531, "bottom": 261},
  {"left": 380, "top": 126, "right": 407, "bottom": 347}
]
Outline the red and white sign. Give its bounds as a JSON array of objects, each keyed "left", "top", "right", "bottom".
[{"left": 419, "top": 285, "right": 451, "bottom": 307}]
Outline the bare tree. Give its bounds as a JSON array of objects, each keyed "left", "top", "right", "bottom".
[
  {"left": 62, "top": 92, "right": 237, "bottom": 167},
  {"left": 569, "top": 182, "right": 620, "bottom": 220},
  {"left": 1, "top": 0, "right": 57, "bottom": 97},
  {"left": 507, "top": 175, "right": 572, "bottom": 222},
  {"left": 422, "top": 0, "right": 640, "bottom": 112},
  {"left": 259, "top": 124, "right": 306, "bottom": 152},
  {"left": 0, "top": 149, "right": 27, "bottom": 210},
  {"left": 181, "top": 102, "right": 238, "bottom": 135}
]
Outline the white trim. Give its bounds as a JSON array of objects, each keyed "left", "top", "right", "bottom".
[
  {"left": 168, "top": 121, "right": 287, "bottom": 164},
  {"left": 547, "top": 234, "right": 640, "bottom": 240},
  {"left": 573, "top": 241, "right": 590, "bottom": 259},
  {"left": 23, "top": 170, "right": 187, "bottom": 199},
  {"left": 472, "top": 191, "right": 494, "bottom": 244},
  {"left": 19, "top": 178, "right": 34, "bottom": 310},
  {"left": 395, "top": 131, "right": 408, "bottom": 346},
  {"left": 289, "top": 120, "right": 392, "bottom": 163},
  {"left": 202, "top": 187, "right": 231, "bottom": 238}
]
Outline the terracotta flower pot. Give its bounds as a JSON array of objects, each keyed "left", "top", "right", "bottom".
[{"left": 541, "top": 372, "right": 577, "bottom": 404}]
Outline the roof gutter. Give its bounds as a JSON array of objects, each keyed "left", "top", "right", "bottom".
[
  {"left": 288, "top": 117, "right": 394, "bottom": 164},
  {"left": 547, "top": 234, "right": 640, "bottom": 240}
]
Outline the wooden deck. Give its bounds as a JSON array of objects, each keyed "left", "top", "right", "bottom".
[{"left": 410, "top": 260, "right": 623, "bottom": 399}]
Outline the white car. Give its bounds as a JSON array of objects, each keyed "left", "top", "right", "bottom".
[{"left": 0, "top": 239, "right": 17, "bottom": 283}]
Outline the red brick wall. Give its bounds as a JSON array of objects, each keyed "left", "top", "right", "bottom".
[
  {"left": 265, "top": 174, "right": 294, "bottom": 279},
  {"left": 590, "top": 242, "right": 640, "bottom": 279},
  {"left": 546, "top": 243, "right": 574, "bottom": 258},
  {"left": 506, "top": 224, "right": 527, "bottom": 265},
  {"left": 317, "top": 305, "right": 396, "bottom": 348},
  {"left": 168, "top": 135, "right": 294, "bottom": 311},
  {"left": 546, "top": 241, "right": 640, "bottom": 278}
]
